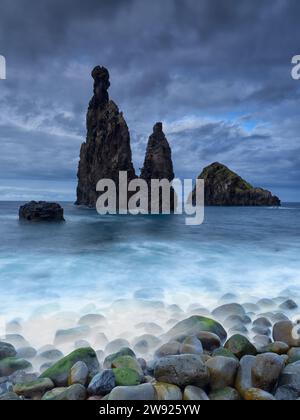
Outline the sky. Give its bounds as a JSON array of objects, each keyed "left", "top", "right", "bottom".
[{"left": 0, "top": 0, "right": 299, "bottom": 202}]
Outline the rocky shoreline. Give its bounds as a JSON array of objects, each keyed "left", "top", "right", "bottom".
[{"left": 0, "top": 295, "right": 300, "bottom": 401}]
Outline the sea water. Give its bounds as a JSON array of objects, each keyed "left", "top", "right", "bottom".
[{"left": 0, "top": 201, "right": 299, "bottom": 348}]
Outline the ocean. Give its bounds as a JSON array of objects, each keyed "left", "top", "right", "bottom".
[{"left": 0, "top": 202, "right": 299, "bottom": 322}]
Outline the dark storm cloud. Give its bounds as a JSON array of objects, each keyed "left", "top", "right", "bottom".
[{"left": 0, "top": 0, "right": 299, "bottom": 200}]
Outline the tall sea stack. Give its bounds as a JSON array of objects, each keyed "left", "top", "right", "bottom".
[
  {"left": 140, "top": 123, "right": 177, "bottom": 212},
  {"left": 76, "top": 66, "right": 136, "bottom": 207}
]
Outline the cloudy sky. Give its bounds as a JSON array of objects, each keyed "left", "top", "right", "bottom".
[{"left": 0, "top": 0, "right": 299, "bottom": 201}]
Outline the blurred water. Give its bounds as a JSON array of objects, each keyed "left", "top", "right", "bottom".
[{"left": 0, "top": 201, "right": 300, "bottom": 320}]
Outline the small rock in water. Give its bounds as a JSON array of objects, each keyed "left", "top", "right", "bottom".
[
  {"left": 111, "top": 355, "right": 143, "bottom": 376},
  {"left": 224, "top": 335, "right": 257, "bottom": 359},
  {"left": 19, "top": 201, "right": 65, "bottom": 222},
  {"left": 78, "top": 314, "right": 106, "bottom": 327},
  {"left": 13, "top": 378, "right": 54, "bottom": 399},
  {"left": 275, "top": 385, "right": 300, "bottom": 401},
  {"left": 251, "top": 353, "right": 285, "bottom": 392},
  {"left": 108, "top": 383, "right": 157, "bottom": 401},
  {"left": 88, "top": 370, "right": 116, "bottom": 396},
  {"left": 113, "top": 368, "right": 141, "bottom": 386},
  {"left": 259, "top": 342, "right": 289, "bottom": 355},
  {"left": 235, "top": 355, "right": 256, "bottom": 398},
  {"left": 253, "top": 335, "right": 272, "bottom": 349},
  {"left": 279, "top": 300, "right": 298, "bottom": 310},
  {"left": 196, "top": 332, "right": 221, "bottom": 352},
  {"left": 0, "top": 342, "right": 17, "bottom": 360},
  {"left": 212, "top": 304, "right": 246, "bottom": 321},
  {"left": 5, "top": 320, "right": 22, "bottom": 334},
  {"left": 278, "top": 361, "right": 300, "bottom": 392},
  {"left": 288, "top": 348, "right": 300, "bottom": 364},
  {"left": 257, "top": 299, "right": 276, "bottom": 309},
  {"left": 135, "top": 322, "right": 163, "bottom": 335},
  {"left": 154, "top": 382, "right": 182, "bottom": 400},
  {"left": 40, "top": 348, "right": 99, "bottom": 387},
  {"left": 209, "top": 387, "right": 241, "bottom": 401},
  {"left": 180, "top": 336, "right": 203, "bottom": 355},
  {"left": 54, "top": 326, "right": 90, "bottom": 345},
  {"left": 17, "top": 347, "right": 37, "bottom": 360},
  {"left": 206, "top": 356, "right": 239, "bottom": 391},
  {"left": 183, "top": 385, "right": 209, "bottom": 400},
  {"left": 2, "top": 334, "right": 29, "bottom": 349},
  {"left": 94, "top": 333, "right": 109, "bottom": 348},
  {"left": 103, "top": 348, "right": 135, "bottom": 369},
  {"left": 155, "top": 342, "right": 181, "bottom": 359},
  {"left": 105, "top": 339, "right": 130, "bottom": 354},
  {"left": 252, "top": 325, "right": 271, "bottom": 336},
  {"left": 68, "top": 361, "right": 89, "bottom": 386},
  {"left": 244, "top": 388, "right": 276, "bottom": 400},
  {"left": 42, "top": 384, "right": 87, "bottom": 400},
  {"left": 38, "top": 349, "right": 64, "bottom": 361},
  {"left": 154, "top": 354, "right": 209, "bottom": 388},
  {"left": 273, "top": 321, "right": 300, "bottom": 347},
  {"left": 253, "top": 317, "right": 272, "bottom": 328},
  {"left": 0, "top": 357, "right": 32, "bottom": 377},
  {"left": 228, "top": 325, "right": 248, "bottom": 335}
]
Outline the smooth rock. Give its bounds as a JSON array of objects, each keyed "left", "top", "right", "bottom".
[
  {"left": 40, "top": 347, "right": 99, "bottom": 387},
  {"left": 279, "top": 300, "right": 298, "bottom": 310},
  {"left": 212, "top": 348, "right": 238, "bottom": 360},
  {"left": 275, "top": 385, "right": 300, "bottom": 400},
  {"left": 155, "top": 342, "right": 181, "bottom": 358},
  {"left": 206, "top": 356, "right": 239, "bottom": 390},
  {"left": 209, "top": 387, "right": 241, "bottom": 401},
  {"left": 273, "top": 321, "right": 300, "bottom": 347},
  {"left": 180, "top": 336, "right": 203, "bottom": 355},
  {"left": 278, "top": 361, "right": 300, "bottom": 391},
  {"left": 54, "top": 326, "right": 90, "bottom": 345},
  {"left": 13, "top": 378, "right": 54, "bottom": 399},
  {"left": 154, "top": 354, "right": 209, "bottom": 388},
  {"left": 212, "top": 304, "right": 246, "bottom": 321},
  {"left": 244, "top": 388, "right": 276, "bottom": 400},
  {"left": 288, "top": 348, "right": 300, "bottom": 364},
  {"left": 113, "top": 368, "right": 141, "bottom": 386},
  {"left": 0, "top": 357, "right": 32, "bottom": 377},
  {"left": 103, "top": 348, "right": 136, "bottom": 369},
  {"left": 105, "top": 339, "right": 130, "bottom": 354},
  {"left": 42, "top": 384, "right": 87, "bottom": 400},
  {"left": 224, "top": 335, "right": 257, "bottom": 359},
  {"left": 2, "top": 334, "right": 29, "bottom": 349},
  {"left": 38, "top": 349, "right": 64, "bottom": 361},
  {"left": 259, "top": 342, "right": 289, "bottom": 355},
  {"left": 17, "top": 347, "right": 37, "bottom": 359},
  {"left": 196, "top": 332, "right": 221, "bottom": 351},
  {"left": 88, "top": 370, "right": 116, "bottom": 396},
  {"left": 0, "top": 342, "right": 17, "bottom": 360},
  {"left": 252, "top": 353, "right": 285, "bottom": 392},
  {"left": 68, "top": 361, "right": 89, "bottom": 386},
  {"left": 78, "top": 314, "right": 106, "bottom": 326},
  {"left": 253, "top": 317, "right": 272, "bottom": 328},
  {"left": 165, "top": 316, "right": 227, "bottom": 342},
  {"left": 253, "top": 335, "right": 272, "bottom": 349},
  {"left": 0, "top": 392, "right": 21, "bottom": 400},
  {"left": 108, "top": 383, "right": 157, "bottom": 401},
  {"left": 154, "top": 382, "right": 182, "bottom": 400},
  {"left": 111, "top": 355, "right": 143, "bottom": 376},
  {"left": 183, "top": 385, "right": 209, "bottom": 400},
  {"left": 235, "top": 355, "right": 256, "bottom": 397}
]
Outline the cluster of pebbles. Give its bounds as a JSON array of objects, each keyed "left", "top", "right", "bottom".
[{"left": 0, "top": 292, "right": 300, "bottom": 401}]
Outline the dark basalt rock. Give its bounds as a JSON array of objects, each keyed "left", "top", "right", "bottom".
[
  {"left": 76, "top": 66, "right": 136, "bottom": 208},
  {"left": 19, "top": 202, "right": 65, "bottom": 222},
  {"left": 189, "top": 162, "right": 281, "bottom": 206},
  {"left": 140, "top": 123, "right": 177, "bottom": 212}
]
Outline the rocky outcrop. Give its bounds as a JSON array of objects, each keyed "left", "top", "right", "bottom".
[
  {"left": 19, "top": 202, "right": 65, "bottom": 222},
  {"left": 189, "top": 162, "right": 281, "bottom": 206},
  {"left": 140, "top": 123, "right": 177, "bottom": 212},
  {"left": 76, "top": 66, "right": 136, "bottom": 208}
]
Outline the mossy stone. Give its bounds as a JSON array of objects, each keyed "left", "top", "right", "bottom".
[
  {"left": 113, "top": 368, "right": 141, "bottom": 386},
  {"left": 0, "top": 357, "right": 32, "bottom": 376},
  {"left": 40, "top": 347, "right": 99, "bottom": 387},
  {"left": 224, "top": 335, "right": 257, "bottom": 359}
]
